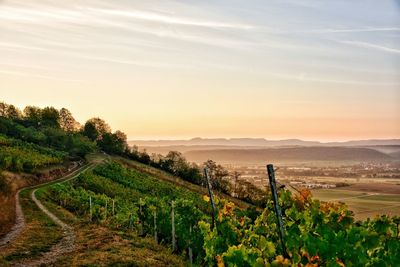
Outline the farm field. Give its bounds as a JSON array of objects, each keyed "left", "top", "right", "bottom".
[{"left": 311, "top": 188, "right": 400, "bottom": 220}]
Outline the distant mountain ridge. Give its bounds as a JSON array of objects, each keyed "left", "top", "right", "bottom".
[
  {"left": 129, "top": 138, "right": 400, "bottom": 147},
  {"left": 184, "top": 147, "right": 394, "bottom": 163}
]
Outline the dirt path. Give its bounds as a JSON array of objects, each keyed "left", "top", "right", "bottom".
[
  {"left": 0, "top": 163, "right": 94, "bottom": 267},
  {"left": 13, "top": 189, "right": 77, "bottom": 267},
  {"left": 19, "top": 163, "right": 97, "bottom": 267},
  {"left": 0, "top": 163, "right": 89, "bottom": 248}
]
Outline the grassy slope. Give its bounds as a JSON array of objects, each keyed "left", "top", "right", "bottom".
[
  {"left": 114, "top": 156, "right": 251, "bottom": 209},
  {"left": 36, "top": 188, "right": 185, "bottom": 267},
  {"left": 0, "top": 134, "right": 72, "bottom": 237},
  {"left": 1, "top": 154, "right": 185, "bottom": 266}
]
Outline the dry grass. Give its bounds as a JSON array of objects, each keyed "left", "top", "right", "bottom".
[
  {"left": 37, "top": 190, "right": 185, "bottom": 267},
  {"left": 56, "top": 225, "right": 184, "bottom": 267},
  {"left": 0, "top": 171, "right": 30, "bottom": 237},
  {"left": 0, "top": 189, "right": 63, "bottom": 265}
]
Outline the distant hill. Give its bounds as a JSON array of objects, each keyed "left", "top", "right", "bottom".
[
  {"left": 129, "top": 137, "right": 400, "bottom": 147},
  {"left": 183, "top": 147, "right": 394, "bottom": 163}
]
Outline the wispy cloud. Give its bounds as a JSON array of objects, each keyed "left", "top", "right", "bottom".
[
  {"left": 0, "top": 42, "right": 46, "bottom": 51},
  {"left": 0, "top": 5, "right": 254, "bottom": 30},
  {"left": 0, "top": 70, "right": 84, "bottom": 82},
  {"left": 339, "top": 40, "right": 400, "bottom": 54},
  {"left": 266, "top": 71, "right": 400, "bottom": 86},
  {"left": 300, "top": 27, "right": 400, "bottom": 34},
  {"left": 88, "top": 8, "right": 254, "bottom": 30}
]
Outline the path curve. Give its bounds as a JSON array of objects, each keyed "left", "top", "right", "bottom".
[
  {"left": 9, "top": 163, "right": 94, "bottom": 266},
  {"left": 0, "top": 163, "right": 88, "bottom": 248},
  {"left": 14, "top": 189, "right": 77, "bottom": 267}
]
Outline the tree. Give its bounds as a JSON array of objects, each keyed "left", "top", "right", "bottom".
[
  {"left": 232, "top": 171, "right": 241, "bottom": 197},
  {"left": 97, "top": 130, "right": 128, "bottom": 155},
  {"left": 0, "top": 102, "right": 9, "bottom": 117},
  {"left": 113, "top": 130, "right": 128, "bottom": 153},
  {"left": 59, "top": 108, "right": 80, "bottom": 132},
  {"left": 203, "top": 160, "right": 230, "bottom": 193},
  {"left": 66, "top": 134, "right": 95, "bottom": 157},
  {"left": 6, "top": 105, "right": 22, "bottom": 119},
  {"left": 82, "top": 121, "right": 98, "bottom": 141},
  {"left": 82, "top": 117, "right": 111, "bottom": 141},
  {"left": 23, "top": 106, "right": 42, "bottom": 127},
  {"left": 160, "top": 151, "right": 187, "bottom": 174},
  {"left": 41, "top": 107, "right": 60, "bottom": 128}
]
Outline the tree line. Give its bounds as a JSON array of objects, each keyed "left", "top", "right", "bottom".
[{"left": 0, "top": 101, "right": 267, "bottom": 206}]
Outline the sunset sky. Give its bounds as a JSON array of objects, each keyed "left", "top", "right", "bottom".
[{"left": 1, "top": 0, "right": 399, "bottom": 141}]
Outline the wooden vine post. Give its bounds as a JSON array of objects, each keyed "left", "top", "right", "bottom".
[
  {"left": 105, "top": 200, "right": 108, "bottom": 219},
  {"left": 204, "top": 168, "right": 217, "bottom": 231},
  {"left": 112, "top": 199, "right": 115, "bottom": 216},
  {"left": 171, "top": 201, "right": 176, "bottom": 252},
  {"left": 89, "top": 196, "right": 92, "bottom": 221},
  {"left": 139, "top": 198, "right": 144, "bottom": 236},
  {"left": 267, "top": 164, "right": 288, "bottom": 258},
  {"left": 154, "top": 210, "right": 158, "bottom": 243},
  {"left": 188, "top": 225, "right": 193, "bottom": 266}
]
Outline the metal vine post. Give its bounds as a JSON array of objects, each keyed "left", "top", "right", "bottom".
[{"left": 267, "top": 164, "right": 289, "bottom": 258}]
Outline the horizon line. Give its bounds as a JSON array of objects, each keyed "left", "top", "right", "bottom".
[{"left": 127, "top": 137, "right": 400, "bottom": 143}]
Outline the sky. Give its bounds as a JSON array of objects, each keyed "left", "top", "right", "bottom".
[{"left": 1, "top": 0, "right": 399, "bottom": 141}]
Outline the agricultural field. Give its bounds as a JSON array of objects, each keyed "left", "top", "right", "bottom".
[{"left": 311, "top": 187, "right": 400, "bottom": 220}]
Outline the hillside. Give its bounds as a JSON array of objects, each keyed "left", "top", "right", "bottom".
[
  {"left": 114, "top": 156, "right": 251, "bottom": 209},
  {"left": 184, "top": 146, "right": 394, "bottom": 163},
  {"left": 0, "top": 160, "right": 185, "bottom": 266}
]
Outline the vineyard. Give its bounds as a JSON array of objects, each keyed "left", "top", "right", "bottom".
[
  {"left": 0, "top": 134, "right": 65, "bottom": 172},
  {"left": 42, "top": 160, "right": 400, "bottom": 266}
]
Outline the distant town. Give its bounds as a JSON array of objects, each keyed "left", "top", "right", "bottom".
[{"left": 223, "top": 162, "right": 400, "bottom": 190}]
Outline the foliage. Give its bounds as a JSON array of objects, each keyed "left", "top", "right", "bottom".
[
  {"left": 46, "top": 161, "right": 210, "bottom": 261},
  {"left": 203, "top": 160, "right": 230, "bottom": 193},
  {"left": 0, "top": 116, "right": 95, "bottom": 158},
  {"left": 82, "top": 117, "right": 111, "bottom": 141},
  {"left": 124, "top": 149, "right": 268, "bottom": 206},
  {"left": 45, "top": 161, "right": 400, "bottom": 266},
  {"left": 59, "top": 108, "right": 80, "bottom": 131},
  {"left": 97, "top": 131, "right": 128, "bottom": 154},
  {"left": 40, "top": 107, "right": 60, "bottom": 128},
  {"left": 200, "top": 189, "right": 400, "bottom": 267},
  {"left": 0, "top": 134, "right": 65, "bottom": 172}
]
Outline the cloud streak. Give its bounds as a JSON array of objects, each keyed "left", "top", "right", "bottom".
[
  {"left": 0, "top": 5, "right": 254, "bottom": 30},
  {"left": 339, "top": 40, "right": 400, "bottom": 54},
  {"left": 0, "top": 70, "right": 85, "bottom": 82},
  {"left": 300, "top": 27, "right": 400, "bottom": 34},
  {"left": 88, "top": 8, "right": 254, "bottom": 30}
]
